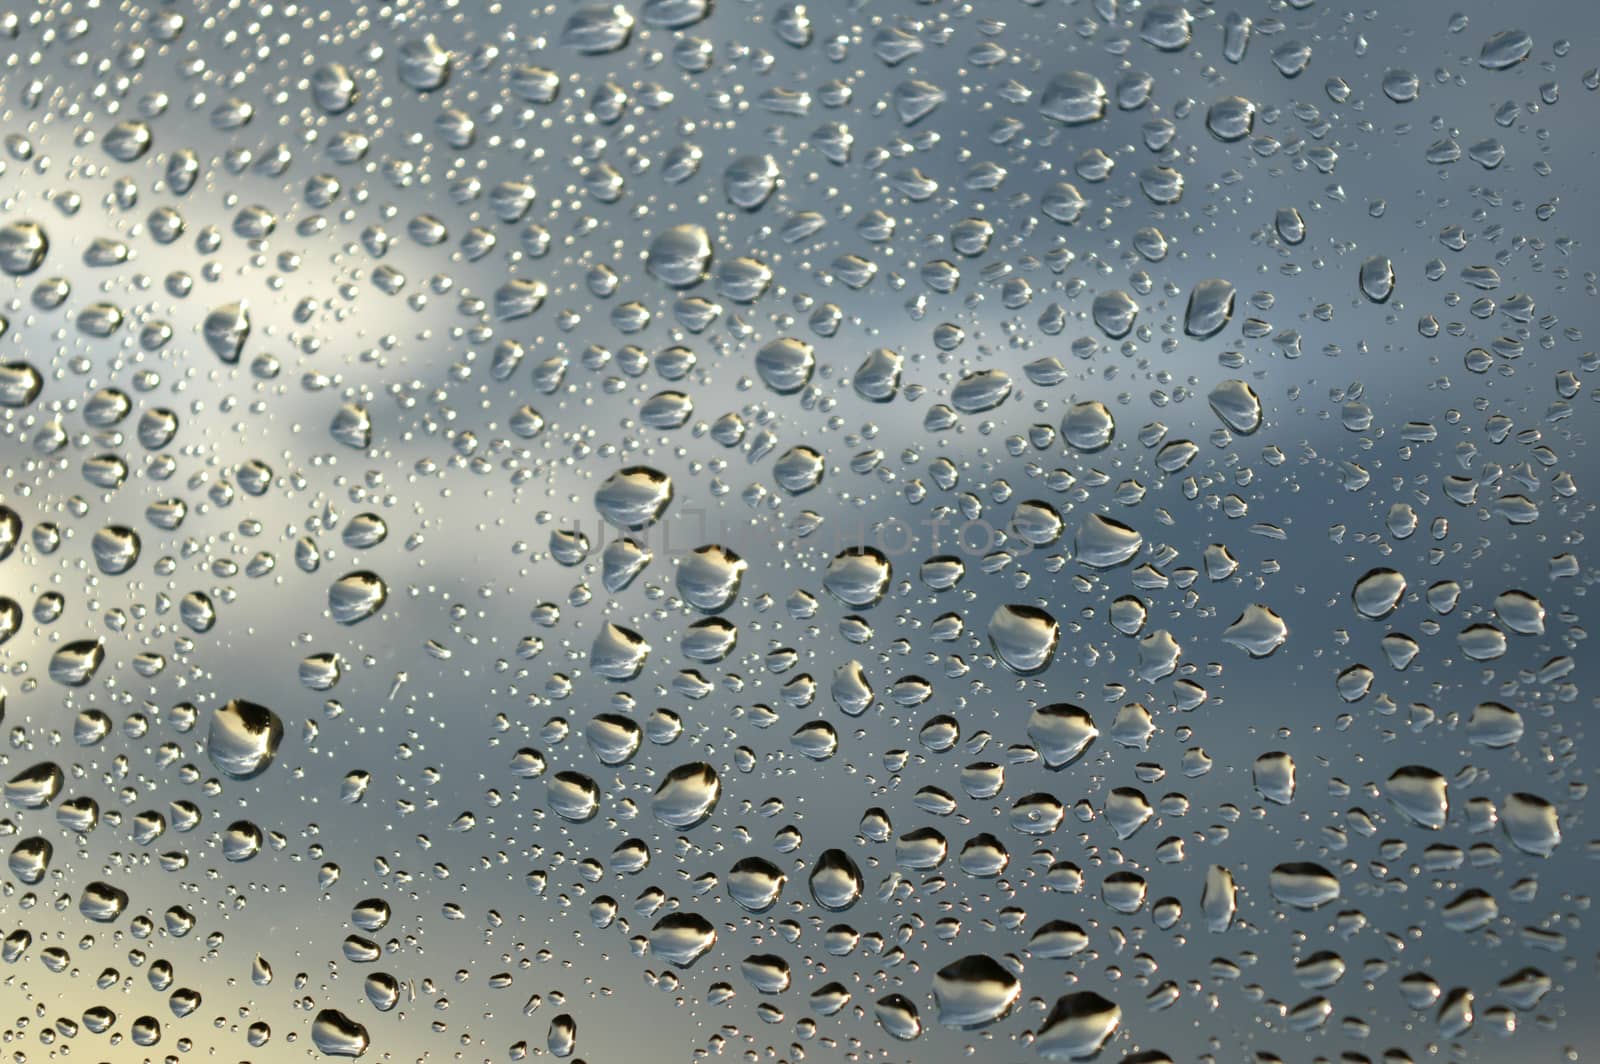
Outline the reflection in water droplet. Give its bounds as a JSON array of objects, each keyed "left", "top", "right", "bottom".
[
  {"left": 79, "top": 880, "right": 130, "bottom": 922},
  {"left": 102, "top": 120, "right": 152, "bottom": 162},
  {"left": 875, "top": 993, "right": 923, "bottom": 1040},
  {"left": 5, "top": 762, "right": 64, "bottom": 808},
  {"left": 207, "top": 700, "right": 284, "bottom": 781},
  {"left": 562, "top": 5, "right": 635, "bottom": 54},
  {"left": 595, "top": 466, "right": 673, "bottom": 528},
  {"left": 1222, "top": 604, "right": 1289, "bottom": 657},
  {"left": 1206, "top": 96, "right": 1256, "bottom": 141},
  {"left": 650, "top": 911, "right": 717, "bottom": 967},
  {"left": 8, "top": 836, "right": 51, "bottom": 883},
  {"left": 933, "top": 954, "right": 1022, "bottom": 1028},
  {"left": 365, "top": 972, "right": 402, "bottom": 1012},
  {"left": 646, "top": 224, "right": 713, "bottom": 287},
  {"left": 1270, "top": 862, "right": 1341, "bottom": 909},
  {"left": 1503, "top": 792, "right": 1561, "bottom": 857},
  {"left": 1479, "top": 28, "right": 1533, "bottom": 70},
  {"left": 950, "top": 369, "right": 1013, "bottom": 413},
  {"left": 754, "top": 337, "right": 814, "bottom": 393},
  {"left": 1207, "top": 379, "right": 1262, "bottom": 435},
  {"left": 1028, "top": 704, "right": 1098, "bottom": 769},
  {"left": 1387, "top": 765, "right": 1449, "bottom": 829},
  {"left": 311, "top": 1009, "right": 371, "bottom": 1058},
  {"left": 1360, "top": 255, "right": 1396, "bottom": 302},
  {"left": 0, "top": 362, "right": 43, "bottom": 408},
  {"left": 203, "top": 302, "right": 251, "bottom": 362},
  {"left": 653, "top": 762, "right": 721, "bottom": 828},
  {"left": 988, "top": 604, "right": 1060, "bottom": 674},
  {"left": 49, "top": 640, "right": 104, "bottom": 688},
  {"left": 548, "top": 772, "right": 600, "bottom": 823},
  {"left": 728, "top": 856, "right": 786, "bottom": 913},
  {"left": 329, "top": 571, "right": 388, "bottom": 624},
  {"left": 398, "top": 34, "right": 452, "bottom": 89},
  {"left": 591, "top": 622, "right": 651, "bottom": 680},
  {"left": 1184, "top": 278, "right": 1236, "bottom": 338},
  {"left": 1040, "top": 71, "right": 1108, "bottom": 125},
  {"left": 823, "top": 546, "right": 892, "bottom": 607},
  {"left": 1036, "top": 991, "right": 1121, "bottom": 1060},
  {"left": 1062, "top": 400, "right": 1116, "bottom": 451},
  {"left": 0, "top": 220, "right": 49, "bottom": 275},
  {"left": 1075, "top": 514, "right": 1143, "bottom": 569},
  {"left": 89, "top": 524, "right": 140, "bottom": 575},
  {"left": 809, "top": 849, "right": 864, "bottom": 911}
]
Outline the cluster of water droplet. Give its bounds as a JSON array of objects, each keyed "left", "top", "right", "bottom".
[{"left": 0, "top": 0, "right": 1593, "bottom": 1061}]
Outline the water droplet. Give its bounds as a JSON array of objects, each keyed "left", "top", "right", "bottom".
[
  {"left": 329, "top": 571, "right": 388, "bottom": 624},
  {"left": 207, "top": 700, "right": 284, "bottom": 780},
  {"left": 311, "top": 1009, "right": 371, "bottom": 1058}
]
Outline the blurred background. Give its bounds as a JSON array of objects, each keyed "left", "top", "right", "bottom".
[{"left": 0, "top": 0, "right": 1595, "bottom": 1060}]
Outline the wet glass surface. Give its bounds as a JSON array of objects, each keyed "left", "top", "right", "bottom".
[{"left": 0, "top": 1, "right": 1596, "bottom": 1061}]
